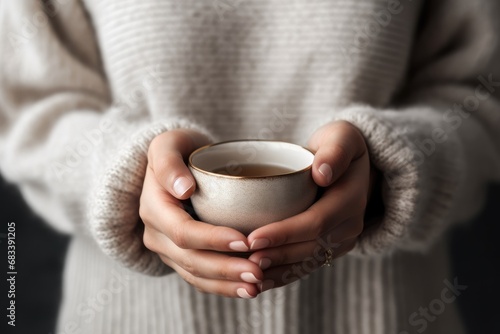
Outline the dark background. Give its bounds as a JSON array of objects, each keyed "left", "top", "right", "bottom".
[{"left": 0, "top": 175, "right": 499, "bottom": 334}]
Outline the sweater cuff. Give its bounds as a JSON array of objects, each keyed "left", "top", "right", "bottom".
[
  {"left": 88, "top": 118, "right": 214, "bottom": 276},
  {"left": 327, "top": 105, "right": 462, "bottom": 255}
]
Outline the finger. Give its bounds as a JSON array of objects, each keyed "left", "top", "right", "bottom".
[
  {"left": 247, "top": 200, "right": 339, "bottom": 251},
  {"left": 308, "top": 121, "right": 367, "bottom": 187},
  {"left": 151, "top": 204, "right": 250, "bottom": 251},
  {"left": 148, "top": 130, "right": 210, "bottom": 200},
  {"left": 247, "top": 157, "right": 368, "bottom": 250},
  {"left": 164, "top": 256, "right": 259, "bottom": 299},
  {"left": 258, "top": 239, "right": 357, "bottom": 292},
  {"left": 247, "top": 184, "right": 355, "bottom": 249},
  {"left": 141, "top": 167, "right": 250, "bottom": 252},
  {"left": 248, "top": 240, "right": 319, "bottom": 270},
  {"left": 248, "top": 221, "right": 361, "bottom": 270},
  {"left": 145, "top": 228, "right": 263, "bottom": 282}
]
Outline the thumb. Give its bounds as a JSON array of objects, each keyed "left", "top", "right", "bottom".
[
  {"left": 309, "top": 122, "right": 366, "bottom": 187},
  {"left": 148, "top": 130, "right": 209, "bottom": 200},
  {"left": 312, "top": 144, "right": 353, "bottom": 187}
]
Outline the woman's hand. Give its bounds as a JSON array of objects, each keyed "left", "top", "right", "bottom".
[
  {"left": 246, "top": 121, "right": 373, "bottom": 291},
  {"left": 139, "top": 130, "right": 263, "bottom": 298}
]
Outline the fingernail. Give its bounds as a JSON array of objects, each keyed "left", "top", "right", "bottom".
[
  {"left": 173, "top": 177, "right": 193, "bottom": 197},
  {"left": 258, "top": 280, "right": 274, "bottom": 292},
  {"left": 241, "top": 272, "right": 261, "bottom": 284},
  {"left": 318, "top": 163, "right": 332, "bottom": 183},
  {"left": 229, "top": 241, "right": 249, "bottom": 252},
  {"left": 250, "top": 238, "right": 270, "bottom": 250},
  {"left": 237, "top": 288, "right": 254, "bottom": 299},
  {"left": 259, "top": 258, "right": 272, "bottom": 270}
]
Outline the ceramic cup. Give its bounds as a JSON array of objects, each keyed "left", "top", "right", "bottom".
[{"left": 188, "top": 140, "right": 318, "bottom": 235}]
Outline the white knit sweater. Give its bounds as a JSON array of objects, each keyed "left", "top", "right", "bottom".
[{"left": 1, "top": 0, "right": 500, "bottom": 333}]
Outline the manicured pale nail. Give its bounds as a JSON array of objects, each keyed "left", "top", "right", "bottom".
[
  {"left": 173, "top": 177, "right": 193, "bottom": 197},
  {"left": 241, "top": 272, "right": 261, "bottom": 284},
  {"left": 259, "top": 258, "right": 272, "bottom": 270},
  {"left": 237, "top": 288, "right": 254, "bottom": 299},
  {"left": 258, "top": 280, "right": 274, "bottom": 292},
  {"left": 250, "top": 238, "right": 270, "bottom": 250},
  {"left": 318, "top": 163, "right": 332, "bottom": 183},
  {"left": 229, "top": 241, "right": 249, "bottom": 252}
]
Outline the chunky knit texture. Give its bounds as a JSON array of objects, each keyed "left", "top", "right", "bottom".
[{"left": 1, "top": 1, "right": 500, "bottom": 333}]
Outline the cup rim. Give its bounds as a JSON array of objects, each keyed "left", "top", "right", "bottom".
[{"left": 188, "top": 139, "right": 315, "bottom": 179}]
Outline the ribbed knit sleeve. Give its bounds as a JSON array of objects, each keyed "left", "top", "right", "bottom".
[
  {"left": 0, "top": 2, "right": 210, "bottom": 275},
  {"left": 328, "top": 1, "right": 500, "bottom": 255}
]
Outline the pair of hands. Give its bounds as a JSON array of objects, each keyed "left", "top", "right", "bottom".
[{"left": 139, "top": 121, "right": 373, "bottom": 299}]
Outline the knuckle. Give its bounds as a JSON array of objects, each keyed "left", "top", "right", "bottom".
[
  {"left": 164, "top": 151, "right": 182, "bottom": 166},
  {"left": 217, "top": 260, "right": 233, "bottom": 280},
  {"left": 159, "top": 255, "right": 173, "bottom": 268},
  {"left": 204, "top": 226, "right": 221, "bottom": 250},
  {"left": 171, "top": 223, "right": 189, "bottom": 249},
  {"left": 150, "top": 132, "right": 166, "bottom": 147},
  {"left": 149, "top": 144, "right": 185, "bottom": 184},
  {"left": 213, "top": 284, "right": 235, "bottom": 298},
  {"left": 277, "top": 249, "right": 290, "bottom": 266},
  {"left": 138, "top": 200, "right": 150, "bottom": 223},
  {"left": 147, "top": 138, "right": 159, "bottom": 161},
  {"left": 306, "top": 209, "right": 326, "bottom": 236},
  {"left": 148, "top": 133, "right": 170, "bottom": 160},
  {"left": 194, "top": 286, "right": 207, "bottom": 294},
  {"left": 332, "top": 144, "right": 351, "bottom": 169},
  {"left": 156, "top": 152, "right": 180, "bottom": 175},
  {"left": 182, "top": 272, "right": 198, "bottom": 288},
  {"left": 276, "top": 231, "right": 289, "bottom": 246},
  {"left": 181, "top": 256, "right": 197, "bottom": 276},
  {"left": 142, "top": 230, "right": 157, "bottom": 252},
  {"left": 356, "top": 192, "right": 368, "bottom": 210}
]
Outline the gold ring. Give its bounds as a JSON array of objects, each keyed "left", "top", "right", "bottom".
[{"left": 321, "top": 248, "right": 334, "bottom": 267}]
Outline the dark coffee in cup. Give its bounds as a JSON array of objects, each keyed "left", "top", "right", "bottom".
[{"left": 211, "top": 164, "right": 294, "bottom": 177}]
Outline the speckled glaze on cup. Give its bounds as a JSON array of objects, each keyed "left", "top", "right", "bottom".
[{"left": 188, "top": 140, "right": 317, "bottom": 235}]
